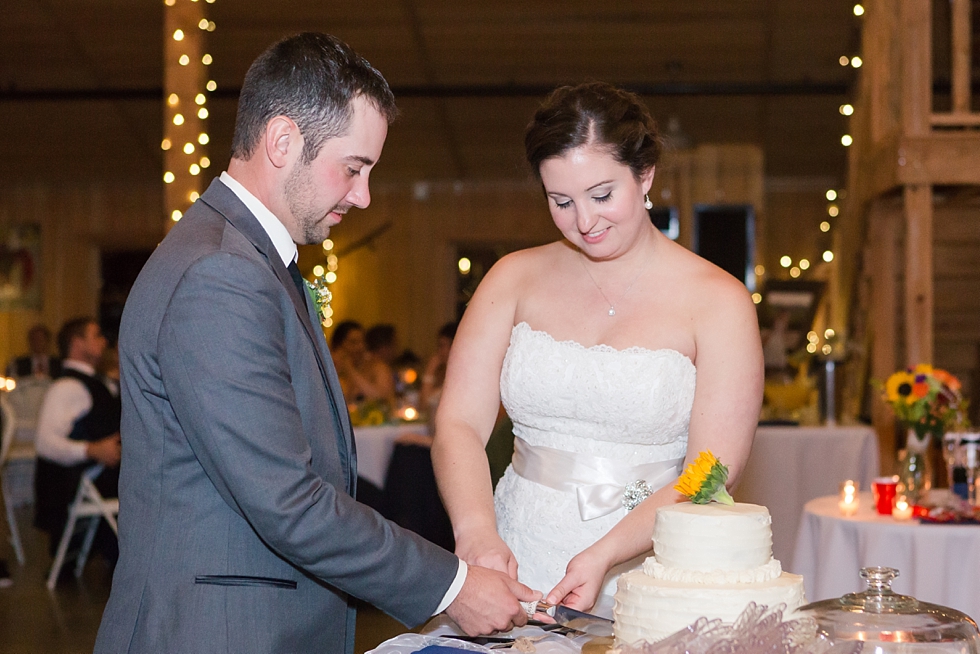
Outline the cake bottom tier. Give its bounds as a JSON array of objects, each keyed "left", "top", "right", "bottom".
[{"left": 613, "top": 570, "right": 807, "bottom": 646}]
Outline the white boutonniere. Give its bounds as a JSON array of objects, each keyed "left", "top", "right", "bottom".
[{"left": 305, "top": 276, "right": 333, "bottom": 326}]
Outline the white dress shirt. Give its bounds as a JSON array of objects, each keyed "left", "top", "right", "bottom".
[
  {"left": 34, "top": 360, "right": 100, "bottom": 465},
  {"left": 218, "top": 173, "right": 467, "bottom": 614}
]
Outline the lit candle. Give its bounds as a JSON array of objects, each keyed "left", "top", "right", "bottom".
[
  {"left": 892, "top": 496, "right": 913, "bottom": 520},
  {"left": 839, "top": 480, "right": 859, "bottom": 516}
]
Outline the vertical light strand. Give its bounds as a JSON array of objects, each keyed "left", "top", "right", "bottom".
[{"left": 163, "top": 0, "right": 212, "bottom": 229}]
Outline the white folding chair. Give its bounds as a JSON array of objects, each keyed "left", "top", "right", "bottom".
[
  {"left": 46, "top": 464, "right": 119, "bottom": 590},
  {"left": 0, "top": 394, "right": 25, "bottom": 565},
  {"left": 4, "top": 376, "right": 50, "bottom": 441},
  {"left": 1, "top": 378, "right": 49, "bottom": 509}
]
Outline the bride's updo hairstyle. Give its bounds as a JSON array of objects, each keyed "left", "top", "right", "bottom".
[{"left": 525, "top": 81, "right": 661, "bottom": 182}]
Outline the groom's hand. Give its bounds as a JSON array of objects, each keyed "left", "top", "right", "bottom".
[{"left": 445, "top": 565, "right": 541, "bottom": 636}]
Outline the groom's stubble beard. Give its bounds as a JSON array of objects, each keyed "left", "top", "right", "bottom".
[{"left": 284, "top": 157, "right": 350, "bottom": 245}]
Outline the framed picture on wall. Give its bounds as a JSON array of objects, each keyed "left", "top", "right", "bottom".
[{"left": 0, "top": 224, "right": 42, "bottom": 310}]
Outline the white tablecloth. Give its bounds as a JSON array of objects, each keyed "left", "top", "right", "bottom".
[
  {"left": 353, "top": 423, "right": 429, "bottom": 489},
  {"left": 733, "top": 425, "right": 880, "bottom": 567},
  {"left": 793, "top": 493, "right": 980, "bottom": 620}
]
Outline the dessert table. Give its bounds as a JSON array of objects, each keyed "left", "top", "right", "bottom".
[
  {"left": 353, "top": 422, "right": 430, "bottom": 489},
  {"left": 793, "top": 492, "right": 980, "bottom": 620},
  {"left": 733, "top": 425, "right": 879, "bottom": 566}
]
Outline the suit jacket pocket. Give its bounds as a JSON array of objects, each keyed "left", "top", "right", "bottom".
[{"left": 195, "top": 574, "right": 297, "bottom": 590}]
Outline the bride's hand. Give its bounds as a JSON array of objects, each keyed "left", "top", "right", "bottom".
[
  {"left": 545, "top": 546, "right": 612, "bottom": 611},
  {"left": 455, "top": 531, "right": 519, "bottom": 579}
]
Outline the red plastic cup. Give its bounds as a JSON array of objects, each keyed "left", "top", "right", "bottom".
[{"left": 872, "top": 476, "right": 898, "bottom": 515}]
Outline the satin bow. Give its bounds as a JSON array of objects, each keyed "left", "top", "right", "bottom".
[{"left": 512, "top": 437, "right": 684, "bottom": 520}]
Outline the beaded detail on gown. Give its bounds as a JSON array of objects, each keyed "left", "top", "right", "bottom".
[{"left": 494, "top": 321, "right": 696, "bottom": 615}]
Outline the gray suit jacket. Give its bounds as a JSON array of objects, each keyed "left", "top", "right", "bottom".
[{"left": 95, "top": 179, "right": 458, "bottom": 653}]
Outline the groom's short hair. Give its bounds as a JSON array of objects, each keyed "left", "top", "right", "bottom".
[{"left": 231, "top": 32, "right": 398, "bottom": 165}]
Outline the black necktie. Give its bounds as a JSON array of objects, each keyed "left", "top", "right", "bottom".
[{"left": 287, "top": 261, "right": 308, "bottom": 309}]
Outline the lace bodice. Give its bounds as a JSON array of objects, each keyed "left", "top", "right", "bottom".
[{"left": 494, "top": 321, "right": 696, "bottom": 614}]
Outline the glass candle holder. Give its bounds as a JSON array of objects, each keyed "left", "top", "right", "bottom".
[
  {"left": 892, "top": 495, "right": 913, "bottom": 520},
  {"left": 839, "top": 479, "right": 859, "bottom": 516}
]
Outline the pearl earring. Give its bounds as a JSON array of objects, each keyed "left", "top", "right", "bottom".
[{"left": 644, "top": 194, "right": 653, "bottom": 210}]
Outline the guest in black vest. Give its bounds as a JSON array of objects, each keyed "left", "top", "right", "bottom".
[{"left": 33, "top": 317, "right": 121, "bottom": 561}]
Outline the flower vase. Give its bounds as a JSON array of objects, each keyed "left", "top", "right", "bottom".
[{"left": 897, "top": 429, "right": 934, "bottom": 504}]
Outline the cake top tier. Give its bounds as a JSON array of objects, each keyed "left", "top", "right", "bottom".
[{"left": 652, "top": 502, "right": 774, "bottom": 572}]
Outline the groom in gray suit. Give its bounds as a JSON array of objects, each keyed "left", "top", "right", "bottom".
[{"left": 95, "top": 33, "right": 535, "bottom": 653}]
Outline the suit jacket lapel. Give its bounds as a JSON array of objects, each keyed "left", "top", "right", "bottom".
[
  {"left": 199, "top": 179, "right": 356, "bottom": 490},
  {"left": 298, "top": 281, "right": 357, "bottom": 484}
]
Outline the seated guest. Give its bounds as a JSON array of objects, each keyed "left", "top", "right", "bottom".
[
  {"left": 382, "top": 323, "right": 457, "bottom": 551},
  {"left": 6, "top": 324, "right": 61, "bottom": 379},
  {"left": 420, "top": 321, "right": 458, "bottom": 416},
  {"left": 365, "top": 324, "right": 398, "bottom": 407},
  {"left": 330, "top": 320, "right": 391, "bottom": 405},
  {"left": 34, "top": 317, "right": 121, "bottom": 564}
]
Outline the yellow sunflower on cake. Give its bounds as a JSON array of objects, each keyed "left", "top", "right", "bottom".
[{"left": 675, "top": 450, "right": 735, "bottom": 505}]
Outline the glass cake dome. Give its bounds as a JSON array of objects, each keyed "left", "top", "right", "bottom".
[{"left": 797, "top": 567, "right": 980, "bottom": 654}]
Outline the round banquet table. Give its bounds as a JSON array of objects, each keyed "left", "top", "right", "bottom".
[
  {"left": 793, "top": 492, "right": 980, "bottom": 620},
  {"left": 734, "top": 425, "right": 880, "bottom": 567},
  {"left": 352, "top": 422, "right": 429, "bottom": 489}
]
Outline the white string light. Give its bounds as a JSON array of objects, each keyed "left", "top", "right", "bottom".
[{"left": 164, "top": 0, "right": 213, "bottom": 226}]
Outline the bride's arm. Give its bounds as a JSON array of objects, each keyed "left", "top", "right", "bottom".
[
  {"left": 431, "top": 258, "right": 523, "bottom": 578},
  {"left": 548, "top": 274, "right": 764, "bottom": 610}
]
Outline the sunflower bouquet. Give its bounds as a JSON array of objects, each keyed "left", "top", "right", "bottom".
[{"left": 882, "top": 364, "right": 966, "bottom": 444}]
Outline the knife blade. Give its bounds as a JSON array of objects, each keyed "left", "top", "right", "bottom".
[
  {"left": 530, "top": 601, "right": 614, "bottom": 637},
  {"left": 546, "top": 603, "right": 613, "bottom": 625}
]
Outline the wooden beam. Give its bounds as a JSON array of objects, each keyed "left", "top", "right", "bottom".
[
  {"left": 853, "top": 132, "right": 980, "bottom": 201},
  {"left": 855, "top": 134, "right": 902, "bottom": 200},
  {"left": 930, "top": 113, "right": 980, "bottom": 127},
  {"left": 897, "top": 134, "right": 980, "bottom": 185},
  {"left": 900, "top": 0, "right": 931, "bottom": 137},
  {"left": 903, "top": 184, "right": 933, "bottom": 365},
  {"left": 951, "top": 0, "right": 972, "bottom": 114}
]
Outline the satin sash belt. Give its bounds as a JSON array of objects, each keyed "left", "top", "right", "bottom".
[{"left": 512, "top": 437, "right": 684, "bottom": 521}]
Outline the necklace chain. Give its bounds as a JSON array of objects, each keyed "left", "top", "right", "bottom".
[{"left": 579, "top": 255, "right": 644, "bottom": 317}]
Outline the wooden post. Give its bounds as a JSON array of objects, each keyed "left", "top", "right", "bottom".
[
  {"left": 164, "top": 0, "right": 210, "bottom": 230},
  {"left": 868, "top": 201, "right": 899, "bottom": 473},
  {"left": 867, "top": 0, "right": 901, "bottom": 143},
  {"left": 903, "top": 184, "right": 933, "bottom": 365},
  {"left": 951, "top": 0, "right": 972, "bottom": 115},
  {"left": 900, "top": 0, "right": 931, "bottom": 137}
]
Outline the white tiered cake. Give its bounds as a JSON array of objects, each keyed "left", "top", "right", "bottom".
[{"left": 613, "top": 502, "right": 806, "bottom": 645}]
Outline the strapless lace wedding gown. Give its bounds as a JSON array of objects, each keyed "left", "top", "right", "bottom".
[{"left": 494, "top": 322, "right": 696, "bottom": 616}]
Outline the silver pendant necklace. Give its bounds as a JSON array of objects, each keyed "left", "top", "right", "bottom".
[{"left": 579, "top": 255, "right": 644, "bottom": 317}]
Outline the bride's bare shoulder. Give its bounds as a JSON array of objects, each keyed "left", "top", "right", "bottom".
[
  {"left": 663, "top": 240, "right": 755, "bottom": 315},
  {"left": 481, "top": 242, "right": 568, "bottom": 286}
]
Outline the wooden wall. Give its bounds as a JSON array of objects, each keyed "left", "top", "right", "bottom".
[
  {"left": 1, "top": 143, "right": 766, "bottom": 367},
  {"left": 0, "top": 182, "right": 163, "bottom": 366},
  {"left": 319, "top": 143, "right": 765, "bottom": 355},
  {"left": 861, "top": 192, "right": 980, "bottom": 470}
]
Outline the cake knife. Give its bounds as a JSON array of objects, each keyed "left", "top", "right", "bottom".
[{"left": 522, "top": 601, "right": 614, "bottom": 636}]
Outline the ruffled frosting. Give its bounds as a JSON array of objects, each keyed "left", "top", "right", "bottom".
[{"left": 642, "top": 557, "right": 783, "bottom": 584}]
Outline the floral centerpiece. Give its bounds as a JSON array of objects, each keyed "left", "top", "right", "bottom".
[
  {"left": 675, "top": 450, "right": 734, "bottom": 505},
  {"left": 882, "top": 364, "right": 965, "bottom": 450},
  {"left": 348, "top": 399, "right": 389, "bottom": 427},
  {"left": 881, "top": 365, "right": 966, "bottom": 503}
]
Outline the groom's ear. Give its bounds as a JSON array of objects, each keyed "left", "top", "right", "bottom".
[{"left": 264, "top": 116, "right": 301, "bottom": 169}]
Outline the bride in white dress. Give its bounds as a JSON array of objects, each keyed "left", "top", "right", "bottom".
[{"left": 431, "top": 82, "right": 763, "bottom": 617}]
